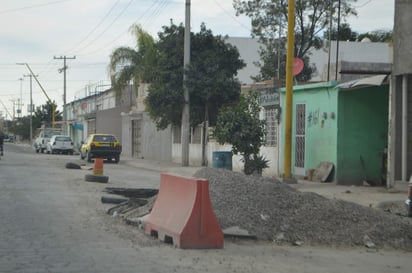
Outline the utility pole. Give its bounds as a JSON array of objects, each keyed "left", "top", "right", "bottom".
[
  {"left": 24, "top": 74, "right": 36, "bottom": 143},
  {"left": 283, "top": 0, "right": 296, "bottom": 182},
  {"left": 181, "top": 0, "right": 191, "bottom": 166},
  {"left": 54, "top": 55, "right": 76, "bottom": 135},
  {"left": 16, "top": 63, "right": 56, "bottom": 127},
  {"left": 335, "top": 0, "right": 341, "bottom": 81},
  {"left": 10, "top": 99, "right": 17, "bottom": 120},
  {"left": 18, "top": 77, "right": 24, "bottom": 118}
]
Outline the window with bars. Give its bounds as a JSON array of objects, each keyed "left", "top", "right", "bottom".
[
  {"left": 173, "top": 126, "right": 181, "bottom": 144},
  {"left": 264, "top": 106, "right": 278, "bottom": 147}
]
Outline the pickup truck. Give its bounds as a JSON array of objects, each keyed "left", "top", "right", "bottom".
[{"left": 33, "top": 128, "right": 62, "bottom": 153}]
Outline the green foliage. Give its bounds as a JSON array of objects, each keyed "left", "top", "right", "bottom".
[
  {"left": 242, "top": 154, "right": 270, "bottom": 175},
  {"left": 109, "top": 24, "right": 158, "bottom": 97},
  {"left": 323, "top": 23, "right": 358, "bottom": 41},
  {"left": 145, "top": 22, "right": 245, "bottom": 129},
  {"left": 213, "top": 91, "right": 267, "bottom": 174},
  {"left": 14, "top": 116, "right": 31, "bottom": 140},
  {"left": 145, "top": 22, "right": 186, "bottom": 129},
  {"left": 233, "top": 0, "right": 358, "bottom": 81},
  {"left": 33, "top": 101, "right": 62, "bottom": 129}
]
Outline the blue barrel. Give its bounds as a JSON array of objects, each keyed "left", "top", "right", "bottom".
[{"left": 212, "top": 151, "right": 232, "bottom": 170}]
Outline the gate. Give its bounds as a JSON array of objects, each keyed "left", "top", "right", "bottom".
[
  {"left": 132, "top": 119, "right": 142, "bottom": 158},
  {"left": 295, "top": 103, "right": 306, "bottom": 176}
]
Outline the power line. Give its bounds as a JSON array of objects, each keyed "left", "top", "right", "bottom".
[
  {"left": 77, "top": 0, "right": 169, "bottom": 56},
  {"left": 71, "top": 0, "right": 136, "bottom": 54},
  {"left": 212, "top": 0, "right": 250, "bottom": 32},
  {"left": 64, "top": 0, "right": 122, "bottom": 54},
  {"left": 0, "top": 0, "right": 74, "bottom": 15}
]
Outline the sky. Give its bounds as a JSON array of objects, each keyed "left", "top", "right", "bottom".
[{"left": 0, "top": 0, "right": 394, "bottom": 120}]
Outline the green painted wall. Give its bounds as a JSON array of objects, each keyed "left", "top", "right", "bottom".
[
  {"left": 301, "top": 88, "right": 338, "bottom": 173},
  {"left": 337, "top": 86, "right": 389, "bottom": 185},
  {"left": 280, "top": 82, "right": 338, "bottom": 178}
]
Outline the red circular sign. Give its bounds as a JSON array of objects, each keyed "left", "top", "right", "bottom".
[{"left": 293, "top": 58, "right": 304, "bottom": 76}]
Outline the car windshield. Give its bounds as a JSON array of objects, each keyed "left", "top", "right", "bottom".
[
  {"left": 55, "top": 136, "right": 72, "bottom": 141},
  {"left": 93, "top": 135, "right": 116, "bottom": 142}
]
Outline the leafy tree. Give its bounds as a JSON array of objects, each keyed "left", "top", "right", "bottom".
[
  {"left": 109, "top": 24, "right": 158, "bottom": 96},
  {"left": 14, "top": 116, "right": 31, "bottom": 140},
  {"left": 323, "top": 23, "right": 358, "bottom": 41},
  {"left": 358, "top": 29, "right": 393, "bottom": 43},
  {"left": 32, "top": 101, "right": 62, "bottom": 129},
  {"left": 233, "top": 0, "right": 358, "bottom": 81},
  {"left": 213, "top": 91, "right": 267, "bottom": 175},
  {"left": 145, "top": 22, "right": 245, "bottom": 129}
]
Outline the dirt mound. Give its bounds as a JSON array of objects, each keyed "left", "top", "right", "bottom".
[{"left": 194, "top": 168, "right": 412, "bottom": 250}]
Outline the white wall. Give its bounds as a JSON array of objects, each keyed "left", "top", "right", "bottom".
[
  {"left": 225, "top": 37, "right": 261, "bottom": 84},
  {"left": 172, "top": 140, "right": 281, "bottom": 178}
]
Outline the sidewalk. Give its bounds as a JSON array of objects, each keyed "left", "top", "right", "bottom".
[
  {"left": 121, "top": 156, "right": 409, "bottom": 210},
  {"left": 121, "top": 157, "right": 202, "bottom": 177}
]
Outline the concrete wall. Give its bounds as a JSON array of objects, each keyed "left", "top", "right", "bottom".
[
  {"left": 96, "top": 106, "right": 128, "bottom": 140},
  {"left": 393, "top": 0, "right": 412, "bottom": 75},
  {"left": 280, "top": 82, "right": 339, "bottom": 179},
  {"left": 121, "top": 111, "right": 172, "bottom": 161},
  {"left": 310, "top": 41, "right": 393, "bottom": 82},
  {"left": 225, "top": 37, "right": 261, "bottom": 84},
  {"left": 337, "top": 86, "right": 389, "bottom": 185},
  {"left": 171, "top": 140, "right": 280, "bottom": 177}
]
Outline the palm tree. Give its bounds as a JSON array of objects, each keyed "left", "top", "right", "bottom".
[{"left": 109, "top": 24, "right": 157, "bottom": 96}]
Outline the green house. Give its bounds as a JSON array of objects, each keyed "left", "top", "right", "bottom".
[{"left": 279, "top": 76, "right": 389, "bottom": 185}]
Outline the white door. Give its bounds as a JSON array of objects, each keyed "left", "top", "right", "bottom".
[{"left": 294, "top": 103, "right": 306, "bottom": 176}]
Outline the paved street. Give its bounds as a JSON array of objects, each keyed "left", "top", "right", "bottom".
[{"left": 1, "top": 143, "right": 411, "bottom": 273}]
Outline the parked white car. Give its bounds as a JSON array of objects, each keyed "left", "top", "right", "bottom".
[{"left": 46, "top": 135, "right": 74, "bottom": 155}]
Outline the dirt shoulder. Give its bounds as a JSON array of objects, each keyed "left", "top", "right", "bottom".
[{"left": 289, "top": 179, "right": 409, "bottom": 209}]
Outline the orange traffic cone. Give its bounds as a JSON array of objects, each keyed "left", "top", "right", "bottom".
[{"left": 93, "top": 158, "right": 104, "bottom": 175}]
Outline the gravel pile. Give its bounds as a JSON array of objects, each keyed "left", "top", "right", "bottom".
[{"left": 194, "top": 168, "right": 412, "bottom": 250}]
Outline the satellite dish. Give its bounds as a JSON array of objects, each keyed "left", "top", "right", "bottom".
[{"left": 293, "top": 58, "right": 304, "bottom": 76}]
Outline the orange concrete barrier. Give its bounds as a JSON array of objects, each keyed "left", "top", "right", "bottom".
[
  {"left": 145, "top": 173, "right": 224, "bottom": 249},
  {"left": 93, "top": 158, "right": 104, "bottom": 175}
]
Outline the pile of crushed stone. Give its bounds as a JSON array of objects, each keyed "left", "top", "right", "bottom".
[{"left": 193, "top": 168, "right": 412, "bottom": 250}]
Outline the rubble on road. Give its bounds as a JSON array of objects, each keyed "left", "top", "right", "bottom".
[
  {"left": 194, "top": 168, "right": 412, "bottom": 251},
  {"left": 104, "top": 168, "right": 412, "bottom": 251}
]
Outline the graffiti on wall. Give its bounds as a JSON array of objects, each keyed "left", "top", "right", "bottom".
[{"left": 307, "top": 108, "right": 320, "bottom": 127}]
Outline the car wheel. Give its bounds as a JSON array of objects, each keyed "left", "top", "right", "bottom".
[
  {"left": 46, "top": 150, "right": 50, "bottom": 154},
  {"left": 84, "top": 174, "right": 109, "bottom": 183},
  {"left": 114, "top": 155, "right": 120, "bottom": 164}
]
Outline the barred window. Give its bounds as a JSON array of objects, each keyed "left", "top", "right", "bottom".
[
  {"left": 264, "top": 106, "right": 278, "bottom": 147},
  {"left": 173, "top": 126, "right": 181, "bottom": 144},
  {"left": 192, "top": 125, "right": 202, "bottom": 144}
]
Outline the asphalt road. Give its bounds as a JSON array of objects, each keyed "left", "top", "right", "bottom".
[{"left": 1, "top": 143, "right": 411, "bottom": 273}]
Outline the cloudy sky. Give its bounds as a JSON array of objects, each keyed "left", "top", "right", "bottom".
[{"left": 0, "top": 0, "right": 394, "bottom": 119}]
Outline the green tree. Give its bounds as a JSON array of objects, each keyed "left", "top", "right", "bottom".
[
  {"left": 323, "top": 23, "right": 358, "bottom": 41},
  {"left": 14, "top": 116, "right": 31, "bottom": 140},
  {"left": 145, "top": 22, "right": 245, "bottom": 129},
  {"left": 109, "top": 24, "right": 158, "bottom": 96},
  {"left": 233, "top": 0, "right": 358, "bottom": 81},
  {"left": 213, "top": 91, "right": 267, "bottom": 175},
  {"left": 32, "top": 101, "right": 62, "bottom": 129}
]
